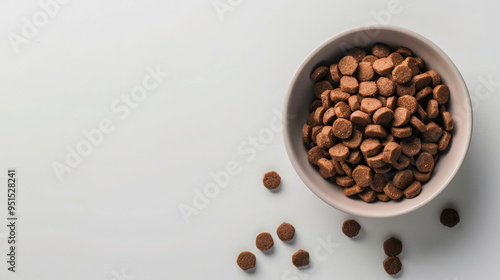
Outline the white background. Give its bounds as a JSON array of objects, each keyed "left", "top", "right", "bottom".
[{"left": 0, "top": 1, "right": 499, "bottom": 279}]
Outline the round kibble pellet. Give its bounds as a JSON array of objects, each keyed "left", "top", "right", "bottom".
[
  {"left": 334, "top": 101, "right": 351, "bottom": 119},
  {"left": 413, "top": 170, "right": 432, "bottom": 182},
  {"left": 302, "top": 124, "right": 312, "bottom": 145},
  {"left": 400, "top": 136, "right": 421, "bottom": 157},
  {"left": 395, "top": 46, "right": 413, "bottom": 57},
  {"left": 277, "top": 222, "right": 295, "bottom": 241},
  {"left": 427, "top": 69, "right": 441, "bottom": 87},
  {"left": 357, "top": 61, "right": 375, "bottom": 82},
  {"left": 373, "top": 164, "right": 392, "bottom": 174},
  {"left": 373, "top": 107, "right": 394, "bottom": 126},
  {"left": 384, "top": 181, "right": 403, "bottom": 200},
  {"left": 358, "top": 188, "right": 376, "bottom": 202},
  {"left": 352, "top": 165, "right": 373, "bottom": 187},
  {"left": 340, "top": 76, "right": 359, "bottom": 94},
  {"left": 421, "top": 142, "right": 438, "bottom": 155},
  {"left": 360, "top": 138, "right": 381, "bottom": 157},
  {"left": 358, "top": 81, "right": 378, "bottom": 97},
  {"left": 391, "top": 126, "right": 412, "bottom": 138},
  {"left": 362, "top": 54, "right": 378, "bottom": 64},
  {"left": 377, "top": 192, "right": 391, "bottom": 202},
  {"left": 392, "top": 107, "right": 410, "bottom": 127},
  {"left": 350, "top": 110, "right": 371, "bottom": 127},
  {"left": 346, "top": 47, "right": 366, "bottom": 61},
  {"left": 440, "top": 208, "right": 460, "bottom": 228},
  {"left": 366, "top": 153, "right": 386, "bottom": 168},
  {"left": 310, "top": 66, "right": 328, "bottom": 82},
  {"left": 412, "top": 73, "right": 432, "bottom": 91},
  {"left": 332, "top": 118, "right": 353, "bottom": 139},
  {"left": 392, "top": 65, "right": 412, "bottom": 84},
  {"left": 365, "top": 124, "right": 387, "bottom": 139},
  {"left": 397, "top": 95, "right": 418, "bottom": 114},
  {"left": 263, "top": 171, "right": 281, "bottom": 190},
  {"left": 388, "top": 52, "right": 404, "bottom": 66},
  {"left": 307, "top": 146, "right": 324, "bottom": 165},
  {"left": 329, "top": 143, "right": 350, "bottom": 162},
  {"left": 318, "top": 158, "right": 336, "bottom": 178},
  {"left": 336, "top": 176, "right": 354, "bottom": 187},
  {"left": 256, "top": 232, "right": 274, "bottom": 251},
  {"left": 442, "top": 111, "right": 454, "bottom": 131},
  {"left": 373, "top": 57, "right": 394, "bottom": 76},
  {"left": 404, "top": 181, "right": 422, "bottom": 198},
  {"left": 377, "top": 77, "right": 395, "bottom": 97},
  {"left": 329, "top": 64, "right": 342, "bottom": 83},
  {"left": 338, "top": 56, "right": 359, "bottom": 76},
  {"left": 330, "top": 88, "right": 350, "bottom": 103},
  {"left": 438, "top": 131, "right": 452, "bottom": 151},
  {"left": 292, "top": 249, "right": 310, "bottom": 267},
  {"left": 372, "top": 43, "right": 390, "bottom": 58},
  {"left": 360, "top": 98, "right": 383, "bottom": 115},
  {"left": 423, "top": 122, "right": 443, "bottom": 142},
  {"left": 342, "top": 219, "right": 361, "bottom": 238},
  {"left": 433, "top": 84, "right": 450, "bottom": 104},
  {"left": 416, "top": 152, "right": 434, "bottom": 173},
  {"left": 416, "top": 86, "right": 433, "bottom": 101},
  {"left": 323, "top": 107, "right": 336, "bottom": 125},
  {"left": 340, "top": 161, "right": 353, "bottom": 177},
  {"left": 383, "top": 237, "right": 402, "bottom": 256},
  {"left": 346, "top": 149, "right": 362, "bottom": 164},
  {"left": 237, "top": 251, "right": 256, "bottom": 271},
  {"left": 427, "top": 99, "right": 439, "bottom": 119},
  {"left": 370, "top": 173, "right": 388, "bottom": 192},
  {"left": 402, "top": 57, "right": 419, "bottom": 76},
  {"left": 313, "top": 80, "right": 333, "bottom": 98},
  {"left": 396, "top": 81, "right": 416, "bottom": 96},
  {"left": 343, "top": 184, "right": 362, "bottom": 196},
  {"left": 348, "top": 95, "right": 361, "bottom": 112},
  {"left": 410, "top": 116, "right": 426, "bottom": 133},
  {"left": 383, "top": 256, "right": 402, "bottom": 275},
  {"left": 383, "top": 142, "right": 401, "bottom": 164},
  {"left": 309, "top": 100, "right": 322, "bottom": 113},
  {"left": 342, "top": 128, "right": 363, "bottom": 149},
  {"left": 392, "top": 154, "right": 410, "bottom": 170},
  {"left": 393, "top": 169, "right": 413, "bottom": 189}
]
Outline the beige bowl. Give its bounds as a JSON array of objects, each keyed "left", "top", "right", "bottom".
[{"left": 283, "top": 26, "right": 472, "bottom": 218}]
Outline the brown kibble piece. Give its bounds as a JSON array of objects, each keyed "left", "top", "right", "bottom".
[
  {"left": 410, "top": 116, "right": 426, "bottom": 133},
  {"left": 317, "top": 158, "right": 336, "bottom": 178},
  {"left": 307, "top": 146, "right": 324, "bottom": 165},
  {"left": 277, "top": 222, "right": 295, "bottom": 241},
  {"left": 321, "top": 90, "right": 332, "bottom": 109},
  {"left": 346, "top": 47, "right": 366, "bottom": 61},
  {"left": 397, "top": 95, "right": 418, "bottom": 114},
  {"left": 329, "top": 143, "right": 350, "bottom": 162},
  {"left": 413, "top": 170, "right": 432, "bottom": 182},
  {"left": 352, "top": 165, "right": 373, "bottom": 187},
  {"left": 433, "top": 84, "right": 450, "bottom": 104},
  {"left": 416, "top": 86, "right": 433, "bottom": 101},
  {"left": 346, "top": 149, "right": 362, "bottom": 164},
  {"left": 329, "top": 64, "right": 343, "bottom": 83},
  {"left": 395, "top": 46, "right": 413, "bottom": 58},
  {"left": 387, "top": 52, "right": 404, "bottom": 66},
  {"left": 332, "top": 118, "right": 353, "bottom": 139},
  {"left": 256, "top": 232, "right": 274, "bottom": 251},
  {"left": 342, "top": 128, "right": 363, "bottom": 150},
  {"left": 391, "top": 126, "right": 412, "bottom": 138},
  {"left": 421, "top": 142, "right": 438, "bottom": 155},
  {"left": 292, "top": 250, "right": 310, "bottom": 267},
  {"left": 314, "top": 80, "right": 333, "bottom": 98},
  {"left": 330, "top": 88, "right": 350, "bottom": 103},
  {"left": 338, "top": 56, "right": 359, "bottom": 76},
  {"left": 400, "top": 136, "right": 421, "bottom": 157},
  {"left": 302, "top": 124, "right": 312, "bottom": 145},
  {"left": 416, "top": 152, "right": 434, "bottom": 173},
  {"left": 360, "top": 138, "right": 381, "bottom": 157},
  {"left": 313, "top": 106, "right": 326, "bottom": 125},
  {"left": 362, "top": 55, "right": 378, "bottom": 64},
  {"left": 348, "top": 95, "right": 361, "bottom": 112},
  {"left": 427, "top": 99, "right": 439, "bottom": 119},
  {"left": 372, "top": 43, "right": 390, "bottom": 58},
  {"left": 311, "top": 126, "right": 323, "bottom": 145},
  {"left": 384, "top": 182, "right": 403, "bottom": 200},
  {"left": 383, "top": 256, "right": 402, "bottom": 275},
  {"left": 342, "top": 219, "right": 361, "bottom": 238},
  {"left": 412, "top": 73, "right": 432, "bottom": 91},
  {"left": 396, "top": 81, "right": 416, "bottom": 96},
  {"left": 402, "top": 57, "right": 419, "bottom": 76},
  {"left": 427, "top": 69, "right": 441, "bottom": 87},
  {"left": 358, "top": 81, "right": 378, "bottom": 97},
  {"left": 336, "top": 176, "right": 355, "bottom": 187},
  {"left": 357, "top": 61, "right": 375, "bottom": 82},
  {"left": 366, "top": 153, "right": 386, "bottom": 168},
  {"left": 392, "top": 154, "right": 410, "bottom": 170},
  {"left": 323, "top": 107, "right": 336, "bottom": 125},
  {"left": 340, "top": 161, "right": 353, "bottom": 177},
  {"left": 393, "top": 169, "right": 413, "bottom": 189},
  {"left": 386, "top": 96, "right": 397, "bottom": 110},
  {"left": 334, "top": 102, "right": 352, "bottom": 119},
  {"left": 381, "top": 134, "right": 395, "bottom": 147},
  {"left": 370, "top": 173, "right": 388, "bottom": 192},
  {"left": 377, "top": 192, "right": 391, "bottom": 202},
  {"left": 358, "top": 188, "right": 376, "bottom": 202},
  {"left": 423, "top": 122, "right": 442, "bottom": 142},
  {"left": 237, "top": 251, "right": 256, "bottom": 271},
  {"left": 360, "top": 98, "right": 383, "bottom": 115},
  {"left": 415, "top": 57, "right": 425, "bottom": 68},
  {"left": 372, "top": 57, "right": 394, "bottom": 76},
  {"left": 333, "top": 160, "right": 344, "bottom": 175},
  {"left": 263, "top": 171, "right": 281, "bottom": 190},
  {"left": 383, "top": 142, "right": 402, "bottom": 163},
  {"left": 316, "top": 127, "right": 334, "bottom": 149},
  {"left": 438, "top": 131, "right": 452, "bottom": 151},
  {"left": 442, "top": 111, "right": 454, "bottom": 131},
  {"left": 440, "top": 208, "right": 460, "bottom": 228},
  {"left": 416, "top": 104, "right": 428, "bottom": 123},
  {"left": 377, "top": 77, "right": 395, "bottom": 97},
  {"left": 310, "top": 66, "right": 328, "bottom": 82},
  {"left": 373, "top": 164, "right": 392, "bottom": 174},
  {"left": 350, "top": 110, "right": 371, "bottom": 127},
  {"left": 365, "top": 124, "right": 387, "bottom": 139},
  {"left": 309, "top": 100, "right": 322, "bottom": 113},
  {"left": 372, "top": 107, "right": 394, "bottom": 126},
  {"left": 340, "top": 76, "right": 359, "bottom": 94},
  {"left": 392, "top": 65, "right": 412, "bottom": 84},
  {"left": 404, "top": 181, "right": 422, "bottom": 198},
  {"left": 384, "top": 237, "right": 403, "bottom": 256}
]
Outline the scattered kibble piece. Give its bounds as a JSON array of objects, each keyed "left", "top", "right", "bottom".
[
  {"left": 342, "top": 219, "right": 361, "bottom": 238},
  {"left": 277, "top": 222, "right": 295, "bottom": 241},
  {"left": 237, "top": 251, "right": 256, "bottom": 270},
  {"left": 383, "top": 237, "right": 403, "bottom": 256},
  {"left": 440, "top": 208, "right": 460, "bottom": 228},
  {"left": 263, "top": 171, "right": 281, "bottom": 190},
  {"left": 255, "top": 232, "right": 274, "bottom": 251},
  {"left": 383, "top": 256, "right": 402, "bottom": 275},
  {"left": 292, "top": 249, "right": 310, "bottom": 267}
]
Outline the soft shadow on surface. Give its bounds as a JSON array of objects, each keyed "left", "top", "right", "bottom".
[{"left": 262, "top": 246, "right": 275, "bottom": 255}]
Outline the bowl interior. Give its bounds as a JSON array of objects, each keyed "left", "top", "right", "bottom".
[{"left": 283, "top": 26, "right": 472, "bottom": 218}]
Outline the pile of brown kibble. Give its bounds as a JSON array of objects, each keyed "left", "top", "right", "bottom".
[{"left": 303, "top": 43, "right": 454, "bottom": 202}]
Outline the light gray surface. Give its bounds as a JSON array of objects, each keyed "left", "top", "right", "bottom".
[{"left": 0, "top": 1, "right": 499, "bottom": 279}]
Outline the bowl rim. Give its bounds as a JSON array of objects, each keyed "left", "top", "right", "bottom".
[{"left": 282, "top": 25, "right": 473, "bottom": 218}]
